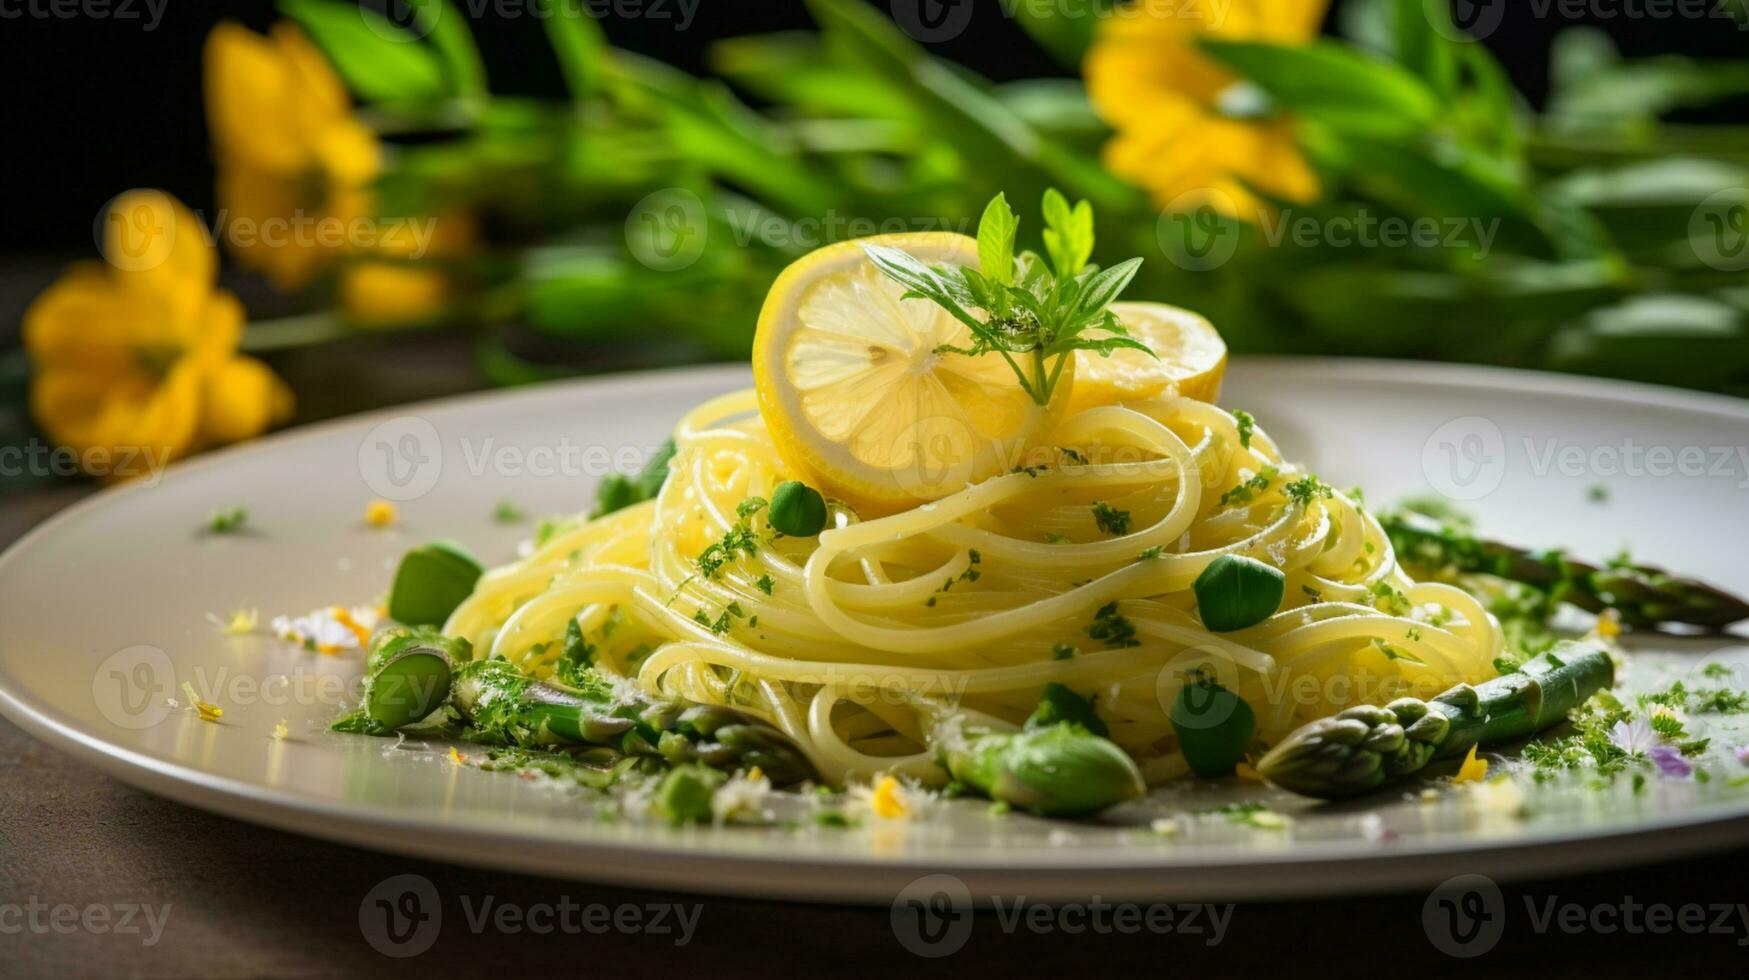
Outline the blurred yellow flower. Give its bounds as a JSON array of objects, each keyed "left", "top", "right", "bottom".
[
  {"left": 1085, "top": 0, "right": 1327, "bottom": 220},
  {"left": 24, "top": 190, "right": 294, "bottom": 478},
  {"left": 339, "top": 212, "right": 477, "bottom": 328},
  {"left": 204, "top": 21, "right": 381, "bottom": 289}
]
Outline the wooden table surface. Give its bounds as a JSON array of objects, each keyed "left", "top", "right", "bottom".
[{"left": 4, "top": 487, "right": 1749, "bottom": 978}]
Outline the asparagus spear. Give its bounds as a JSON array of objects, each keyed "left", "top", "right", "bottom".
[
  {"left": 1383, "top": 507, "right": 1749, "bottom": 629},
  {"left": 1255, "top": 641, "right": 1615, "bottom": 799},
  {"left": 943, "top": 723, "right": 1147, "bottom": 817},
  {"left": 449, "top": 659, "right": 817, "bottom": 786},
  {"left": 941, "top": 686, "right": 1146, "bottom": 817}
]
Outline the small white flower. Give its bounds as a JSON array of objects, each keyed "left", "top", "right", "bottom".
[{"left": 1610, "top": 718, "right": 1657, "bottom": 755}]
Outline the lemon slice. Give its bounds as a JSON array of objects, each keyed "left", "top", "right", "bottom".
[
  {"left": 753, "top": 233, "right": 1065, "bottom": 515},
  {"left": 1066, "top": 301, "right": 1227, "bottom": 413}
]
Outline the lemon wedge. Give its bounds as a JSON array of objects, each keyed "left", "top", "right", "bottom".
[
  {"left": 1066, "top": 301, "right": 1227, "bottom": 413},
  {"left": 752, "top": 234, "right": 1065, "bottom": 515}
]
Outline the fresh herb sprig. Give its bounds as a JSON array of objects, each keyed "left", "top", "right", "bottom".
[{"left": 863, "top": 190, "right": 1152, "bottom": 407}]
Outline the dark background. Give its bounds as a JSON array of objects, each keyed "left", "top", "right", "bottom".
[
  {"left": 1, "top": 0, "right": 1744, "bottom": 253},
  {"left": 4, "top": 6, "right": 1749, "bottom": 975}
]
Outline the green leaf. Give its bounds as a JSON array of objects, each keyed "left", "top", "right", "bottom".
[
  {"left": 1391, "top": 0, "right": 1455, "bottom": 95},
  {"left": 604, "top": 51, "right": 841, "bottom": 215},
  {"left": 805, "top": 0, "right": 1132, "bottom": 210},
  {"left": 1549, "top": 294, "right": 1749, "bottom": 389},
  {"left": 977, "top": 193, "right": 1018, "bottom": 287},
  {"left": 1041, "top": 188, "right": 1094, "bottom": 278},
  {"left": 1074, "top": 257, "right": 1142, "bottom": 317},
  {"left": 861, "top": 244, "right": 991, "bottom": 338},
  {"left": 407, "top": 0, "right": 485, "bottom": 96},
  {"left": 708, "top": 32, "right": 911, "bottom": 119},
  {"left": 537, "top": 0, "right": 606, "bottom": 101},
  {"left": 1199, "top": 39, "right": 1440, "bottom": 139},
  {"left": 1547, "top": 27, "right": 1749, "bottom": 134},
  {"left": 278, "top": 0, "right": 449, "bottom": 103},
  {"left": 1193, "top": 555, "right": 1285, "bottom": 633},
  {"left": 388, "top": 541, "right": 484, "bottom": 627}
]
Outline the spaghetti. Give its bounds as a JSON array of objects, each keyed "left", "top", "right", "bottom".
[{"left": 445, "top": 387, "right": 1502, "bottom": 787}]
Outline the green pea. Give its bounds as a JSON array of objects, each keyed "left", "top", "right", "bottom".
[
  {"left": 1169, "top": 677, "right": 1256, "bottom": 778},
  {"left": 768, "top": 481, "right": 827, "bottom": 536},
  {"left": 388, "top": 540, "right": 484, "bottom": 627},
  {"left": 1024, "top": 682, "right": 1108, "bottom": 738},
  {"left": 1193, "top": 554, "right": 1284, "bottom": 632}
]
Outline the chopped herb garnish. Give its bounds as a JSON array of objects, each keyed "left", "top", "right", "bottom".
[
  {"left": 1052, "top": 643, "right": 1077, "bottom": 660},
  {"left": 1232, "top": 410, "right": 1255, "bottom": 450},
  {"left": 1373, "top": 639, "right": 1425, "bottom": 666},
  {"left": 206, "top": 507, "right": 248, "bottom": 534},
  {"left": 1137, "top": 545, "right": 1164, "bottom": 561},
  {"left": 1087, "top": 601, "right": 1140, "bottom": 648},
  {"left": 1045, "top": 532, "right": 1071, "bottom": 544},
  {"left": 1371, "top": 581, "right": 1412, "bottom": 617},
  {"left": 1220, "top": 466, "right": 1278, "bottom": 507},
  {"left": 1092, "top": 502, "right": 1131, "bottom": 536},
  {"left": 493, "top": 500, "right": 525, "bottom": 523},
  {"left": 754, "top": 574, "right": 775, "bottom": 595},
  {"left": 736, "top": 497, "right": 769, "bottom": 520},
  {"left": 1283, "top": 475, "right": 1334, "bottom": 506}
]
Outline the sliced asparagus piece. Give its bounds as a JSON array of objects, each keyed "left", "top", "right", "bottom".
[
  {"left": 448, "top": 659, "right": 816, "bottom": 786},
  {"left": 1383, "top": 508, "right": 1749, "bottom": 628},
  {"left": 1256, "top": 641, "right": 1615, "bottom": 799},
  {"left": 944, "top": 724, "right": 1146, "bottom": 818},
  {"left": 363, "top": 628, "right": 468, "bottom": 730}
]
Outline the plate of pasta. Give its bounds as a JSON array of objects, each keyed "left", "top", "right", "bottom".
[{"left": 5, "top": 197, "right": 1749, "bottom": 902}]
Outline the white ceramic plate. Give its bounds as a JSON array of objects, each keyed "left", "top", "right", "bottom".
[{"left": 4, "top": 359, "right": 1749, "bottom": 904}]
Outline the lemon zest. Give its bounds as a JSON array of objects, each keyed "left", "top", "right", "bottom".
[
  {"left": 207, "top": 608, "right": 260, "bottom": 635},
  {"left": 181, "top": 682, "right": 223, "bottom": 722},
  {"left": 870, "top": 775, "right": 908, "bottom": 819},
  {"left": 365, "top": 499, "right": 398, "bottom": 527},
  {"left": 1452, "top": 744, "right": 1488, "bottom": 785}
]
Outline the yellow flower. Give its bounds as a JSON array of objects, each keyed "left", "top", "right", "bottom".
[
  {"left": 1085, "top": 0, "right": 1327, "bottom": 220},
  {"left": 24, "top": 190, "right": 294, "bottom": 478},
  {"left": 339, "top": 212, "right": 476, "bottom": 328},
  {"left": 204, "top": 21, "right": 380, "bottom": 289}
]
